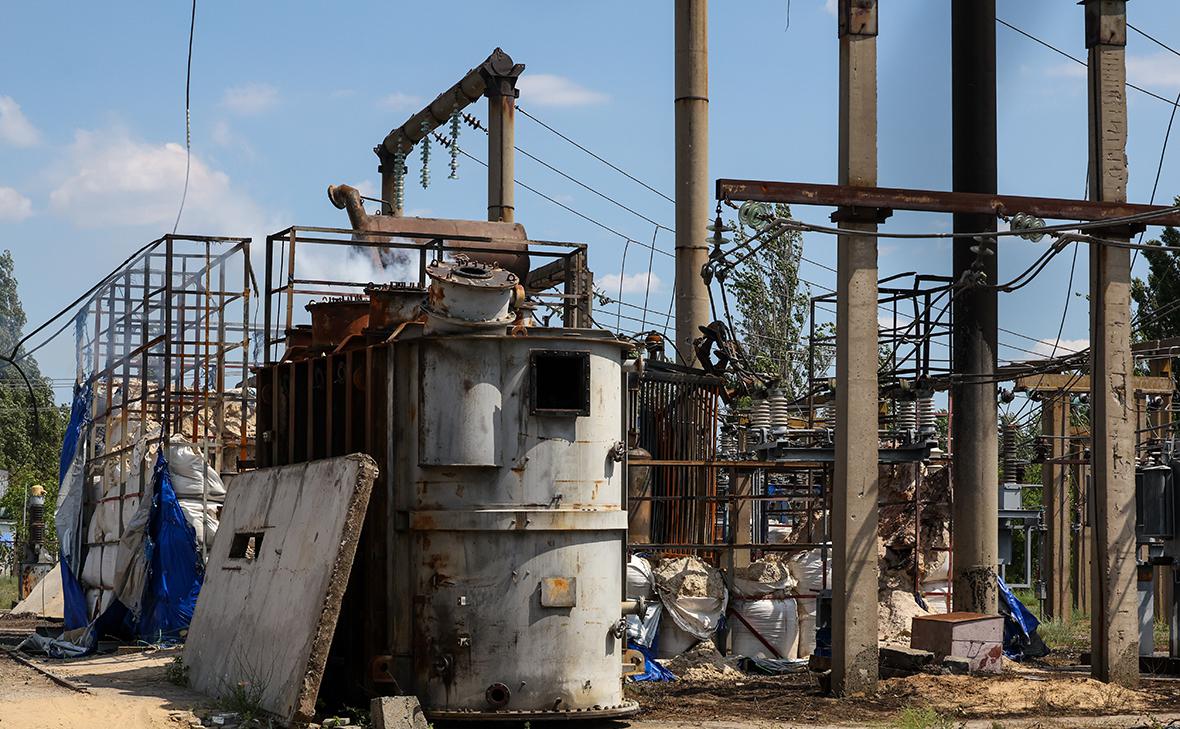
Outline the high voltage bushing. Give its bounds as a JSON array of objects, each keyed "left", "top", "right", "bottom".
[{"left": 1001, "top": 418, "right": 1019, "bottom": 484}]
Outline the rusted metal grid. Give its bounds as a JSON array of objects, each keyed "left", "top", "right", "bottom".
[
  {"left": 628, "top": 367, "right": 953, "bottom": 612},
  {"left": 260, "top": 225, "right": 592, "bottom": 365},
  {"left": 74, "top": 235, "right": 253, "bottom": 591}
]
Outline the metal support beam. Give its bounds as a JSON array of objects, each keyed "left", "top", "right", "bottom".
[
  {"left": 1085, "top": 0, "right": 1139, "bottom": 688},
  {"left": 713, "top": 179, "right": 1180, "bottom": 227},
  {"left": 951, "top": 0, "right": 999, "bottom": 615},
  {"left": 675, "top": 0, "right": 710, "bottom": 366},
  {"left": 482, "top": 54, "right": 524, "bottom": 223},
  {"left": 831, "top": 0, "right": 879, "bottom": 696},
  {"left": 1043, "top": 395, "right": 1071, "bottom": 622}
]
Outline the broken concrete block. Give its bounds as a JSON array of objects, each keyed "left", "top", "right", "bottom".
[
  {"left": 911, "top": 612, "right": 1004, "bottom": 674},
  {"left": 880, "top": 645, "right": 935, "bottom": 672},
  {"left": 943, "top": 655, "right": 971, "bottom": 674},
  {"left": 372, "top": 696, "right": 430, "bottom": 729},
  {"left": 807, "top": 654, "right": 831, "bottom": 673}
]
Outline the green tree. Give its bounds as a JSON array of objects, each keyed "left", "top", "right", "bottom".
[
  {"left": 0, "top": 250, "right": 68, "bottom": 554},
  {"left": 729, "top": 203, "right": 833, "bottom": 397},
  {"left": 1131, "top": 203, "right": 1180, "bottom": 344}
]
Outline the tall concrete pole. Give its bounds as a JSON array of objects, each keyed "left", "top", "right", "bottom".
[
  {"left": 950, "top": 0, "right": 1000, "bottom": 615},
  {"left": 1084, "top": 0, "right": 1139, "bottom": 687},
  {"left": 481, "top": 54, "right": 523, "bottom": 223},
  {"left": 832, "top": 0, "right": 880, "bottom": 696},
  {"left": 674, "top": 0, "right": 710, "bottom": 366},
  {"left": 1042, "top": 395, "right": 1071, "bottom": 622}
]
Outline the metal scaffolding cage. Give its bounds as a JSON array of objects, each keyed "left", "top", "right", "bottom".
[{"left": 73, "top": 235, "right": 255, "bottom": 576}]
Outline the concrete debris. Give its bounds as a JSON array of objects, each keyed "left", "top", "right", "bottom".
[
  {"left": 371, "top": 696, "right": 429, "bottom": 729},
  {"left": 878, "top": 589, "right": 932, "bottom": 644},
  {"left": 654, "top": 556, "right": 726, "bottom": 598},
  {"left": 879, "top": 645, "right": 934, "bottom": 675},
  {"left": 943, "top": 655, "right": 971, "bottom": 675},
  {"left": 666, "top": 641, "right": 742, "bottom": 682}
]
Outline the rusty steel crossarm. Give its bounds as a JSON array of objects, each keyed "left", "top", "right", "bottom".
[
  {"left": 715, "top": 179, "right": 1180, "bottom": 227},
  {"left": 376, "top": 48, "right": 523, "bottom": 160}
]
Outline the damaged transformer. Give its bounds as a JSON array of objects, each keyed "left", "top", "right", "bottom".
[{"left": 254, "top": 221, "right": 639, "bottom": 719}]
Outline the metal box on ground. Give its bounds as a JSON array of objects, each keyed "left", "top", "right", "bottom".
[{"left": 910, "top": 612, "right": 1003, "bottom": 674}]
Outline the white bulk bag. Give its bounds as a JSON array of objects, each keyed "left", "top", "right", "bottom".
[{"left": 731, "top": 597, "right": 799, "bottom": 659}]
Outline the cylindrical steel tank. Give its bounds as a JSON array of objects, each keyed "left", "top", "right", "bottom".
[{"left": 391, "top": 328, "right": 636, "bottom": 719}]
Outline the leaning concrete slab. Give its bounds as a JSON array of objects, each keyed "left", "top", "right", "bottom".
[{"left": 184, "top": 454, "right": 377, "bottom": 723}]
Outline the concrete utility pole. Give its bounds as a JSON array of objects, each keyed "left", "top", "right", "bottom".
[
  {"left": 674, "top": 0, "right": 710, "bottom": 366},
  {"left": 481, "top": 54, "right": 523, "bottom": 223},
  {"left": 1042, "top": 395, "right": 1071, "bottom": 622},
  {"left": 832, "top": 0, "right": 880, "bottom": 695},
  {"left": 950, "top": 0, "right": 1000, "bottom": 615},
  {"left": 1084, "top": 0, "right": 1139, "bottom": 687}
]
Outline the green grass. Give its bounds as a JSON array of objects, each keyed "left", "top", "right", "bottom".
[
  {"left": 0, "top": 574, "right": 16, "bottom": 609},
  {"left": 887, "top": 706, "right": 961, "bottom": 729}
]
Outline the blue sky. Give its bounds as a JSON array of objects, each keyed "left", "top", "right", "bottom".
[{"left": 2, "top": 1, "right": 1180, "bottom": 402}]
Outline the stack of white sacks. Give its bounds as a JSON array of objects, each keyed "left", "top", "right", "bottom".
[
  {"left": 626, "top": 549, "right": 836, "bottom": 665},
  {"left": 80, "top": 427, "right": 223, "bottom": 621}
]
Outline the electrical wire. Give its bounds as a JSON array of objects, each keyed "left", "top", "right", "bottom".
[
  {"left": 997, "top": 17, "right": 1180, "bottom": 110},
  {"left": 172, "top": 0, "right": 197, "bottom": 235},
  {"left": 1128, "top": 22, "right": 1180, "bottom": 60},
  {"left": 514, "top": 104, "right": 675, "bottom": 204},
  {"left": 433, "top": 131, "right": 670, "bottom": 261},
  {"left": 0, "top": 354, "right": 41, "bottom": 441}
]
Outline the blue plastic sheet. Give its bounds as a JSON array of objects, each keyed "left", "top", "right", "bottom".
[
  {"left": 627, "top": 640, "right": 676, "bottom": 681},
  {"left": 997, "top": 576, "right": 1049, "bottom": 660},
  {"left": 135, "top": 452, "right": 204, "bottom": 642},
  {"left": 58, "top": 381, "right": 91, "bottom": 485},
  {"left": 58, "top": 382, "right": 92, "bottom": 631}
]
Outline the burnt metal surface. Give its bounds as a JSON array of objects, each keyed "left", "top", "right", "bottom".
[
  {"left": 306, "top": 297, "right": 370, "bottom": 351},
  {"left": 715, "top": 179, "right": 1180, "bottom": 226}
]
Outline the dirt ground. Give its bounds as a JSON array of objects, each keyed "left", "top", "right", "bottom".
[
  {"left": 2, "top": 610, "right": 1179, "bottom": 729},
  {"left": 626, "top": 664, "right": 1180, "bottom": 728},
  {"left": 0, "top": 648, "right": 209, "bottom": 729}
]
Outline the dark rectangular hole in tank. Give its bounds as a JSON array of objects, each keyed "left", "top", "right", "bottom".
[{"left": 530, "top": 350, "right": 591, "bottom": 416}]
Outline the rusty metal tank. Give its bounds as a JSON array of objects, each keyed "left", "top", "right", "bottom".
[
  {"left": 365, "top": 283, "right": 426, "bottom": 332},
  {"left": 306, "top": 297, "right": 369, "bottom": 351},
  {"left": 388, "top": 302, "right": 636, "bottom": 718}
]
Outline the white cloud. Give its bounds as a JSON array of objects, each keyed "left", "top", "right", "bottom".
[
  {"left": 1044, "top": 62, "right": 1086, "bottom": 81},
  {"left": 516, "top": 74, "right": 608, "bottom": 107},
  {"left": 1031, "top": 337, "right": 1088, "bottom": 358},
  {"left": 378, "top": 92, "right": 422, "bottom": 111},
  {"left": 47, "top": 127, "right": 268, "bottom": 235},
  {"left": 823, "top": 0, "right": 837, "bottom": 16},
  {"left": 220, "top": 83, "right": 280, "bottom": 115},
  {"left": 0, "top": 186, "right": 32, "bottom": 221},
  {"left": 0, "top": 96, "right": 41, "bottom": 147},
  {"left": 1128, "top": 52, "right": 1180, "bottom": 91},
  {"left": 600, "top": 271, "right": 662, "bottom": 296}
]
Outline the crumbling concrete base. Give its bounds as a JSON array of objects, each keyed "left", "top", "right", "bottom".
[{"left": 371, "top": 696, "right": 429, "bottom": 729}]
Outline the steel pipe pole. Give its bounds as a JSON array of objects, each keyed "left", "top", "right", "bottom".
[
  {"left": 1084, "top": 0, "right": 1138, "bottom": 688},
  {"left": 950, "top": 0, "right": 1000, "bottom": 615},
  {"left": 674, "top": 0, "right": 710, "bottom": 366},
  {"left": 482, "top": 54, "right": 523, "bottom": 223}
]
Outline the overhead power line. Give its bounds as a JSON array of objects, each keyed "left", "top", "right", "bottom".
[
  {"left": 997, "top": 17, "right": 1180, "bottom": 110},
  {"left": 514, "top": 105, "right": 675, "bottom": 205},
  {"left": 172, "top": 0, "right": 197, "bottom": 235}
]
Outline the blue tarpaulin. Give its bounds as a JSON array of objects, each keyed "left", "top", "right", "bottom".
[
  {"left": 58, "top": 382, "right": 92, "bottom": 631},
  {"left": 135, "top": 451, "right": 204, "bottom": 642},
  {"left": 627, "top": 640, "right": 676, "bottom": 682},
  {"left": 997, "top": 576, "right": 1049, "bottom": 660}
]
